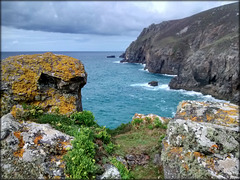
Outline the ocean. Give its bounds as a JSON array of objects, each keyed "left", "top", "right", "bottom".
[{"left": 1, "top": 51, "right": 228, "bottom": 129}]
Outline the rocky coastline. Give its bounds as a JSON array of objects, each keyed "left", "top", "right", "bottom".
[
  {"left": 1, "top": 52, "right": 239, "bottom": 179},
  {"left": 121, "top": 2, "right": 239, "bottom": 104}
]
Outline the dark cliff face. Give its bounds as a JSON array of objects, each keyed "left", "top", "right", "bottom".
[{"left": 121, "top": 3, "right": 239, "bottom": 104}]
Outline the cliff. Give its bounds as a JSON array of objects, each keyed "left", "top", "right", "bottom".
[
  {"left": 1, "top": 52, "right": 87, "bottom": 115},
  {"left": 121, "top": 2, "right": 239, "bottom": 104},
  {"left": 161, "top": 101, "right": 239, "bottom": 179}
]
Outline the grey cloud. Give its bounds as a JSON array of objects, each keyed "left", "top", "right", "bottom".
[
  {"left": 2, "top": 1, "right": 152, "bottom": 36},
  {"left": 2, "top": 1, "right": 235, "bottom": 36}
]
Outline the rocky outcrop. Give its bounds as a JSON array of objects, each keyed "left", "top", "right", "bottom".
[
  {"left": 1, "top": 52, "right": 87, "bottom": 115},
  {"left": 1, "top": 113, "right": 73, "bottom": 179},
  {"left": 161, "top": 101, "right": 239, "bottom": 179},
  {"left": 148, "top": 81, "right": 158, "bottom": 86},
  {"left": 121, "top": 2, "right": 239, "bottom": 104}
]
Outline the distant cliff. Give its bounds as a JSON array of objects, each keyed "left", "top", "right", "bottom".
[{"left": 121, "top": 2, "right": 239, "bottom": 104}]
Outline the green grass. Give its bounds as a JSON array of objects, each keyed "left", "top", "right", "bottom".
[{"left": 111, "top": 123, "right": 167, "bottom": 179}]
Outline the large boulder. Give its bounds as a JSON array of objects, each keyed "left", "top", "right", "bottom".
[
  {"left": 1, "top": 113, "right": 73, "bottom": 179},
  {"left": 1, "top": 52, "right": 87, "bottom": 115},
  {"left": 161, "top": 101, "right": 239, "bottom": 179}
]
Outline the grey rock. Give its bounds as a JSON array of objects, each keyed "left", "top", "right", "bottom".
[
  {"left": 1, "top": 113, "right": 22, "bottom": 140},
  {"left": 153, "top": 154, "right": 161, "bottom": 165},
  {"left": 148, "top": 81, "right": 158, "bottom": 86},
  {"left": 98, "top": 164, "right": 121, "bottom": 179}
]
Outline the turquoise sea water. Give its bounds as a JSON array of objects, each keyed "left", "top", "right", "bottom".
[{"left": 1, "top": 51, "right": 227, "bottom": 129}]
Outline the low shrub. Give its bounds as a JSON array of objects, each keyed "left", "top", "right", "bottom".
[
  {"left": 64, "top": 127, "right": 97, "bottom": 179},
  {"left": 70, "top": 111, "right": 97, "bottom": 127},
  {"left": 154, "top": 117, "right": 167, "bottom": 129},
  {"left": 132, "top": 118, "right": 143, "bottom": 126},
  {"left": 94, "top": 126, "right": 111, "bottom": 144}
]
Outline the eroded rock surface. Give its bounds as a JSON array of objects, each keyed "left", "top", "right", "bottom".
[
  {"left": 1, "top": 113, "right": 73, "bottom": 179},
  {"left": 121, "top": 3, "right": 239, "bottom": 104},
  {"left": 161, "top": 101, "right": 239, "bottom": 179},
  {"left": 1, "top": 52, "right": 87, "bottom": 115}
]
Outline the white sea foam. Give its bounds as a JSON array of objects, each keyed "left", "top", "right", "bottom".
[
  {"left": 113, "top": 61, "right": 121, "bottom": 63},
  {"left": 130, "top": 82, "right": 229, "bottom": 103},
  {"left": 139, "top": 68, "right": 149, "bottom": 72},
  {"left": 130, "top": 83, "right": 170, "bottom": 91},
  {"left": 161, "top": 74, "right": 177, "bottom": 77}
]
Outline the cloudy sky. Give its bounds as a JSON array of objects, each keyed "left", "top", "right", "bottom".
[{"left": 1, "top": 1, "right": 236, "bottom": 52}]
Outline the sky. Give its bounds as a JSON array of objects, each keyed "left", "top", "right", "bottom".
[{"left": 1, "top": 1, "right": 237, "bottom": 52}]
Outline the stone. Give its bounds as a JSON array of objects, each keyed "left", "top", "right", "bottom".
[
  {"left": 1, "top": 113, "right": 74, "bottom": 179},
  {"left": 153, "top": 154, "right": 161, "bottom": 165},
  {"left": 161, "top": 101, "right": 240, "bottom": 179},
  {"left": 1, "top": 113, "right": 22, "bottom": 140},
  {"left": 107, "top": 55, "right": 115, "bottom": 58},
  {"left": 1, "top": 52, "right": 87, "bottom": 116},
  {"left": 121, "top": 2, "right": 239, "bottom": 104},
  {"left": 98, "top": 164, "right": 121, "bottom": 179},
  {"left": 148, "top": 81, "right": 158, "bottom": 86}
]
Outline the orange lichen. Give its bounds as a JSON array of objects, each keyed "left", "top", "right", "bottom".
[
  {"left": 179, "top": 111, "right": 186, "bottom": 116},
  {"left": 13, "top": 131, "right": 25, "bottom": 158},
  {"left": 34, "top": 135, "right": 43, "bottom": 145},
  {"left": 206, "top": 114, "right": 213, "bottom": 121},
  {"left": 169, "top": 147, "right": 183, "bottom": 159},
  {"left": 209, "top": 144, "right": 218, "bottom": 153},
  {"left": 191, "top": 116, "right": 198, "bottom": 121},
  {"left": 182, "top": 163, "right": 189, "bottom": 171},
  {"left": 193, "top": 152, "right": 204, "bottom": 159},
  {"left": 181, "top": 102, "right": 188, "bottom": 107}
]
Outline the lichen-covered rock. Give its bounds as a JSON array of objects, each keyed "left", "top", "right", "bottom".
[
  {"left": 1, "top": 52, "right": 87, "bottom": 116},
  {"left": 161, "top": 101, "right": 239, "bottom": 179},
  {"left": 1, "top": 113, "right": 73, "bottom": 179}
]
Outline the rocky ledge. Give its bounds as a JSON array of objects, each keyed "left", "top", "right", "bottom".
[
  {"left": 1, "top": 52, "right": 87, "bottom": 115},
  {"left": 161, "top": 100, "right": 239, "bottom": 179}
]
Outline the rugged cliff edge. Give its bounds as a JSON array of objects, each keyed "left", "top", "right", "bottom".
[
  {"left": 1, "top": 52, "right": 87, "bottom": 115},
  {"left": 121, "top": 2, "right": 239, "bottom": 104}
]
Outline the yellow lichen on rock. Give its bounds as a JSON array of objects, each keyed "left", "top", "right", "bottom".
[
  {"left": 1, "top": 52, "right": 87, "bottom": 115},
  {"left": 175, "top": 101, "right": 239, "bottom": 127}
]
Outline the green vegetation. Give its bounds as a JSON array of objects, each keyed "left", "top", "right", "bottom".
[
  {"left": 15, "top": 104, "right": 168, "bottom": 179},
  {"left": 110, "top": 157, "right": 133, "bottom": 179},
  {"left": 159, "top": 134, "right": 166, "bottom": 144},
  {"left": 132, "top": 118, "right": 143, "bottom": 126},
  {"left": 154, "top": 117, "right": 168, "bottom": 129},
  {"left": 70, "top": 111, "right": 97, "bottom": 127},
  {"left": 111, "top": 122, "right": 167, "bottom": 179}
]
